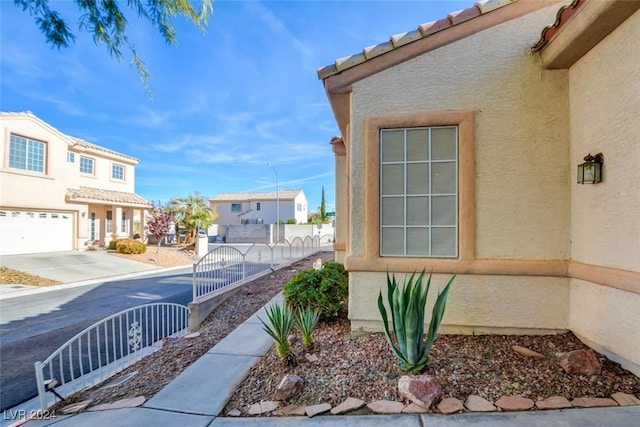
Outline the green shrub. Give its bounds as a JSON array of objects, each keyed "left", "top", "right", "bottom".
[
  {"left": 116, "top": 239, "right": 146, "bottom": 254},
  {"left": 284, "top": 262, "right": 348, "bottom": 318},
  {"left": 108, "top": 239, "right": 124, "bottom": 250},
  {"left": 378, "top": 271, "right": 454, "bottom": 374}
]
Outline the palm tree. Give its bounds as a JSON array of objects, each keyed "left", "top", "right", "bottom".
[{"left": 168, "top": 192, "right": 217, "bottom": 245}]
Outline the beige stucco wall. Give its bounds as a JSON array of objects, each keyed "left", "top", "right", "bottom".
[
  {"left": 566, "top": 10, "right": 640, "bottom": 376},
  {"left": 350, "top": 4, "right": 569, "bottom": 260},
  {"left": 350, "top": 272, "right": 569, "bottom": 335},
  {"left": 569, "top": 10, "right": 640, "bottom": 272},
  {"left": 569, "top": 279, "right": 640, "bottom": 376},
  {"left": 343, "top": 4, "right": 571, "bottom": 333}
]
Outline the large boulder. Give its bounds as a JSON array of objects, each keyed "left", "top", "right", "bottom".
[
  {"left": 558, "top": 349, "right": 601, "bottom": 375},
  {"left": 273, "top": 374, "right": 304, "bottom": 401},
  {"left": 398, "top": 374, "right": 442, "bottom": 409}
]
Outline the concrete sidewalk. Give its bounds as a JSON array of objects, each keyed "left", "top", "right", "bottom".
[{"left": 12, "top": 290, "right": 639, "bottom": 426}]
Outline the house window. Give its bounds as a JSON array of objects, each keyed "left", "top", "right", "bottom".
[
  {"left": 111, "top": 164, "right": 124, "bottom": 180},
  {"left": 80, "top": 156, "right": 94, "bottom": 175},
  {"left": 297, "top": 203, "right": 303, "bottom": 212},
  {"left": 121, "top": 211, "right": 126, "bottom": 233},
  {"left": 380, "top": 126, "right": 458, "bottom": 257},
  {"left": 9, "top": 134, "right": 45, "bottom": 173},
  {"left": 256, "top": 202, "right": 261, "bottom": 211},
  {"left": 106, "top": 210, "right": 113, "bottom": 233},
  {"left": 67, "top": 152, "right": 75, "bottom": 163},
  {"left": 231, "top": 203, "right": 242, "bottom": 212}
]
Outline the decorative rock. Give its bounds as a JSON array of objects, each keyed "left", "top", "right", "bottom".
[
  {"left": 226, "top": 409, "right": 242, "bottom": 417},
  {"left": 330, "top": 397, "right": 366, "bottom": 415},
  {"left": 247, "top": 400, "right": 278, "bottom": 415},
  {"left": 571, "top": 397, "right": 618, "bottom": 408},
  {"left": 402, "top": 403, "right": 429, "bottom": 414},
  {"left": 495, "top": 395, "right": 534, "bottom": 411},
  {"left": 162, "top": 337, "right": 179, "bottom": 347},
  {"left": 512, "top": 345, "right": 545, "bottom": 360},
  {"left": 274, "top": 405, "right": 307, "bottom": 416},
  {"left": 287, "top": 334, "right": 298, "bottom": 345},
  {"left": 558, "top": 349, "right": 601, "bottom": 375},
  {"left": 464, "top": 395, "right": 496, "bottom": 412},
  {"left": 398, "top": 374, "right": 442, "bottom": 409},
  {"left": 438, "top": 397, "right": 465, "bottom": 414},
  {"left": 611, "top": 392, "right": 640, "bottom": 406},
  {"left": 535, "top": 396, "right": 572, "bottom": 410},
  {"left": 366, "top": 400, "right": 405, "bottom": 414},
  {"left": 184, "top": 332, "right": 200, "bottom": 339},
  {"left": 305, "top": 353, "right": 319, "bottom": 363},
  {"left": 305, "top": 403, "right": 331, "bottom": 417},
  {"left": 88, "top": 396, "right": 146, "bottom": 411},
  {"left": 61, "top": 400, "right": 93, "bottom": 414},
  {"left": 273, "top": 374, "right": 304, "bottom": 401}
]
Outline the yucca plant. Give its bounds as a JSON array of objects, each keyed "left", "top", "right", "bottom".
[
  {"left": 295, "top": 306, "right": 321, "bottom": 347},
  {"left": 378, "top": 270, "right": 455, "bottom": 374},
  {"left": 258, "top": 303, "right": 296, "bottom": 365}
]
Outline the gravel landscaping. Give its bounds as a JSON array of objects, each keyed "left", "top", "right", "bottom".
[{"left": 47, "top": 249, "right": 639, "bottom": 416}]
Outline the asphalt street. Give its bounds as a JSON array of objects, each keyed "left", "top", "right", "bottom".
[{"left": 0, "top": 267, "right": 192, "bottom": 411}]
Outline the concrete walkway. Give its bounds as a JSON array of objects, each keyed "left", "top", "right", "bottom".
[{"left": 8, "top": 290, "right": 637, "bottom": 426}]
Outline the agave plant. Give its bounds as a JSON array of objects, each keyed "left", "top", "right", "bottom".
[
  {"left": 258, "top": 303, "right": 296, "bottom": 365},
  {"left": 377, "top": 270, "right": 454, "bottom": 374},
  {"left": 294, "top": 306, "right": 321, "bottom": 347}
]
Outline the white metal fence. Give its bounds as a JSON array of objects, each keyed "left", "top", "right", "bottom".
[
  {"left": 192, "top": 234, "right": 333, "bottom": 301},
  {"left": 34, "top": 303, "right": 189, "bottom": 411}
]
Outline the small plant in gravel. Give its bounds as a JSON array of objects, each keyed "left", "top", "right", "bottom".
[
  {"left": 284, "top": 261, "right": 348, "bottom": 318},
  {"left": 378, "top": 270, "right": 454, "bottom": 374},
  {"left": 259, "top": 302, "right": 297, "bottom": 366},
  {"left": 295, "top": 306, "right": 321, "bottom": 347}
]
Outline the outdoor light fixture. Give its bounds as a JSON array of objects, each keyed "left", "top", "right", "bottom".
[{"left": 577, "top": 153, "right": 603, "bottom": 184}]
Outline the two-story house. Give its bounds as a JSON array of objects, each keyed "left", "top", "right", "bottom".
[
  {"left": 0, "top": 111, "right": 152, "bottom": 255},
  {"left": 210, "top": 190, "right": 308, "bottom": 226}
]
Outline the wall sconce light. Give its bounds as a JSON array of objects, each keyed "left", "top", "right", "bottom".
[{"left": 577, "top": 153, "right": 603, "bottom": 184}]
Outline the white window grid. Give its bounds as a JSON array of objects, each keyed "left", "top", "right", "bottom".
[
  {"left": 112, "top": 164, "right": 124, "bottom": 180},
  {"left": 379, "top": 126, "right": 459, "bottom": 258},
  {"left": 80, "top": 156, "right": 94, "bottom": 174},
  {"left": 9, "top": 135, "right": 45, "bottom": 173}
]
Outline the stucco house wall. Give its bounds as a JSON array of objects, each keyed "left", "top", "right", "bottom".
[
  {"left": 211, "top": 190, "right": 309, "bottom": 226},
  {"left": 320, "top": 0, "right": 640, "bottom": 375},
  {"left": 346, "top": 3, "right": 569, "bottom": 332},
  {"left": 566, "top": 9, "right": 640, "bottom": 375}
]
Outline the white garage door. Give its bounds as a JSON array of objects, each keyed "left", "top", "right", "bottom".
[{"left": 0, "top": 210, "right": 74, "bottom": 255}]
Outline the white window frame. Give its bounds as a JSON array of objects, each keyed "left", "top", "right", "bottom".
[
  {"left": 80, "top": 156, "right": 95, "bottom": 175},
  {"left": 111, "top": 163, "right": 125, "bottom": 180},
  {"left": 379, "top": 126, "right": 458, "bottom": 258},
  {"left": 9, "top": 134, "right": 46, "bottom": 173},
  {"left": 67, "top": 152, "right": 75, "bottom": 163},
  {"left": 231, "top": 203, "right": 242, "bottom": 212},
  {"left": 256, "top": 202, "right": 261, "bottom": 211}
]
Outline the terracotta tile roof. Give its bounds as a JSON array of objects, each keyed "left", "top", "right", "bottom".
[
  {"left": 531, "top": 0, "right": 584, "bottom": 51},
  {"left": 211, "top": 189, "right": 304, "bottom": 202},
  {"left": 317, "top": 0, "right": 517, "bottom": 79},
  {"left": 66, "top": 186, "right": 152, "bottom": 208},
  {"left": 70, "top": 137, "right": 139, "bottom": 163}
]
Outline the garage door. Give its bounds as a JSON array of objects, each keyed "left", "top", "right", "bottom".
[{"left": 0, "top": 210, "right": 74, "bottom": 255}]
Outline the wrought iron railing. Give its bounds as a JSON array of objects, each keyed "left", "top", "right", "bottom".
[
  {"left": 34, "top": 303, "right": 189, "bottom": 411},
  {"left": 192, "top": 234, "right": 333, "bottom": 301}
]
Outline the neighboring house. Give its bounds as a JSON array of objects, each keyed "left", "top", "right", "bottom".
[
  {"left": 210, "top": 190, "right": 308, "bottom": 225},
  {"left": 318, "top": 0, "right": 639, "bottom": 376},
  {"left": 0, "top": 111, "right": 152, "bottom": 255}
]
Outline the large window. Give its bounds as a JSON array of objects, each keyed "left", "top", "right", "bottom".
[
  {"left": 231, "top": 203, "right": 242, "bottom": 212},
  {"left": 111, "top": 164, "right": 124, "bottom": 180},
  {"left": 80, "top": 156, "right": 94, "bottom": 175},
  {"left": 9, "top": 135, "right": 45, "bottom": 173},
  {"left": 380, "top": 126, "right": 458, "bottom": 257}
]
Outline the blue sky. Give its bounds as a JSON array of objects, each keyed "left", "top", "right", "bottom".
[{"left": 1, "top": 0, "right": 470, "bottom": 213}]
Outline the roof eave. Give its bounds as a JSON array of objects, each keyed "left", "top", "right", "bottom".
[
  {"left": 320, "top": 0, "right": 560, "bottom": 95},
  {"left": 539, "top": 0, "right": 640, "bottom": 69}
]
